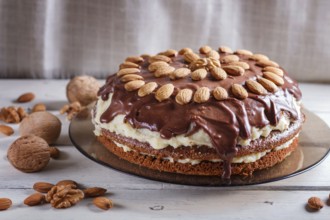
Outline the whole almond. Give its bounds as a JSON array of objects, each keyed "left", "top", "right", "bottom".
[
  {"left": 256, "top": 59, "right": 279, "bottom": 68},
  {"left": 159, "top": 49, "right": 177, "bottom": 57},
  {"left": 117, "top": 68, "right": 140, "bottom": 77},
  {"left": 0, "top": 124, "right": 14, "bottom": 136},
  {"left": 235, "top": 49, "right": 253, "bottom": 56},
  {"left": 191, "top": 69, "right": 208, "bottom": 81},
  {"left": 155, "top": 84, "right": 174, "bottom": 102},
  {"left": 32, "top": 103, "right": 46, "bottom": 112},
  {"left": 83, "top": 187, "right": 107, "bottom": 198},
  {"left": 190, "top": 58, "right": 209, "bottom": 70},
  {"left": 24, "top": 193, "right": 45, "bottom": 206},
  {"left": 149, "top": 55, "right": 171, "bottom": 63},
  {"left": 307, "top": 197, "right": 324, "bottom": 210},
  {"left": 125, "top": 56, "right": 144, "bottom": 63},
  {"left": 175, "top": 89, "right": 193, "bottom": 105},
  {"left": 229, "top": 61, "right": 250, "bottom": 70},
  {"left": 231, "top": 84, "right": 248, "bottom": 99},
  {"left": 194, "top": 87, "right": 210, "bottom": 103},
  {"left": 257, "top": 77, "right": 278, "bottom": 93},
  {"left": 124, "top": 80, "right": 145, "bottom": 91},
  {"left": 223, "top": 65, "right": 245, "bottom": 76},
  {"left": 183, "top": 52, "right": 200, "bottom": 63},
  {"left": 56, "top": 180, "right": 78, "bottom": 188},
  {"left": 206, "top": 50, "right": 220, "bottom": 60},
  {"left": 263, "top": 66, "right": 284, "bottom": 76},
  {"left": 220, "top": 55, "right": 239, "bottom": 64},
  {"left": 250, "top": 54, "right": 269, "bottom": 61},
  {"left": 120, "top": 74, "right": 143, "bottom": 82},
  {"left": 246, "top": 80, "right": 267, "bottom": 95},
  {"left": 93, "top": 197, "right": 113, "bottom": 210},
  {"left": 33, "top": 182, "right": 55, "bottom": 193},
  {"left": 148, "top": 61, "right": 169, "bottom": 72},
  {"left": 49, "top": 147, "right": 60, "bottom": 159},
  {"left": 210, "top": 67, "right": 227, "bottom": 80},
  {"left": 219, "top": 46, "right": 233, "bottom": 53},
  {"left": 154, "top": 66, "right": 175, "bottom": 77},
  {"left": 16, "top": 92, "right": 35, "bottom": 103},
  {"left": 119, "top": 61, "right": 140, "bottom": 69},
  {"left": 199, "top": 45, "right": 212, "bottom": 54},
  {"left": 213, "top": 87, "right": 228, "bottom": 100},
  {"left": 179, "top": 47, "right": 193, "bottom": 55},
  {"left": 207, "top": 57, "right": 221, "bottom": 68},
  {"left": 170, "top": 68, "right": 191, "bottom": 79},
  {"left": 138, "top": 82, "right": 158, "bottom": 97},
  {"left": 263, "top": 72, "right": 284, "bottom": 86},
  {"left": 0, "top": 198, "right": 12, "bottom": 211}
]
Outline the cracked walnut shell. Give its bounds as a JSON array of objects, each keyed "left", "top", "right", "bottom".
[
  {"left": 7, "top": 135, "right": 50, "bottom": 173},
  {"left": 46, "top": 185, "right": 84, "bottom": 209}
]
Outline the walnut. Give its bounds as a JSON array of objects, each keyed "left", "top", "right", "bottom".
[
  {"left": 19, "top": 112, "right": 61, "bottom": 144},
  {"left": 60, "top": 101, "right": 86, "bottom": 120},
  {"left": 46, "top": 185, "right": 84, "bottom": 209},
  {"left": 0, "top": 106, "right": 27, "bottom": 123},
  {"left": 66, "top": 75, "right": 100, "bottom": 106},
  {"left": 307, "top": 197, "right": 324, "bottom": 210},
  {"left": 7, "top": 135, "right": 50, "bottom": 172}
]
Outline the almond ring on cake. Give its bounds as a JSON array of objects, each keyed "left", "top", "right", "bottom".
[{"left": 92, "top": 46, "right": 304, "bottom": 178}]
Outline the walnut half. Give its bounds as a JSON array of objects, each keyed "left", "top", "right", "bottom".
[{"left": 45, "top": 185, "right": 84, "bottom": 209}]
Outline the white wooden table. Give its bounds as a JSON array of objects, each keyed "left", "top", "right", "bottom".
[{"left": 1, "top": 80, "right": 330, "bottom": 220}]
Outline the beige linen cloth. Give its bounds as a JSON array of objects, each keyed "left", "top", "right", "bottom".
[{"left": 0, "top": 0, "right": 329, "bottom": 82}]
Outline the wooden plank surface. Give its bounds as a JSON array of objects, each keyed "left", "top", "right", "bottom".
[{"left": 0, "top": 80, "right": 330, "bottom": 219}]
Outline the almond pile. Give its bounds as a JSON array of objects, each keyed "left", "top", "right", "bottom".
[{"left": 116, "top": 45, "right": 286, "bottom": 105}]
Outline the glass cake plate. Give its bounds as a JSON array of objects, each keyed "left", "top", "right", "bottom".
[{"left": 69, "top": 108, "right": 330, "bottom": 186}]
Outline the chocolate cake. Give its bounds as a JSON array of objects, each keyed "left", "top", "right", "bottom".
[{"left": 92, "top": 46, "right": 304, "bottom": 178}]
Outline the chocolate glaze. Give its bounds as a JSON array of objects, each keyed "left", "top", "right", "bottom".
[{"left": 97, "top": 51, "right": 303, "bottom": 177}]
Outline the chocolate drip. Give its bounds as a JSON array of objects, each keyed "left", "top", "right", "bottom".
[{"left": 97, "top": 52, "right": 302, "bottom": 178}]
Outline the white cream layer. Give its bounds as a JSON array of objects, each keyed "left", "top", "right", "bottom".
[
  {"left": 93, "top": 93, "right": 301, "bottom": 150},
  {"left": 112, "top": 136, "right": 296, "bottom": 165}
]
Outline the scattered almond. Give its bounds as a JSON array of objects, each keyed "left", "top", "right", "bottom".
[
  {"left": 33, "top": 182, "right": 55, "bottom": 193},
  {"left": 307, "top": 197, "right": 324, "bottom": 210},
  {"left": 24, "top": 193, "right": 45, "bottom": 206},
  {"left": 119, "top": 61, "right": 140, "bottom": 69},
  {"left": 0, "top": 124, "right": 14, "bottom": 136},
  {"left": 125, "top": 56, "right": 144, "bottom": 64},
  {"left": 93, "top": 197, "right": 113, "bottom": 210},
  {"left": 154, "top": 66, "right": 175, "bottom": 77},
  {"left": 231, "top": 84, "right": 248, "bottom": 99},
  {"left": 199, "top": 45, "right": 212, "bottom": 54},
  {"left": 32, "top": 103, "right": 46, "bottom": 112},
  {"left": 213, "top": 87, "right": 228, "bottom": 100},
  {"left": 155, "top": 84, "right": 174, "bottom": 102},
  {"left": 219, "top": 46, "right": 233, "bottom": 53},
  {"left": 229, "top": 61, "right": 250, "bottom": 70},
  {"left": 220, "top": 55, "right": 239, "bottom": 64},
  {"left": 183, "top": 52, "right": 200, "bottom": 63},
  {"left": 222, "top": 65, "right": 245, "bottom": 76},
  {"left": 170, "top": 68, "right": 191, "bottom": 79},
  {"left": 194, "top": 87, "right": 210, "bottom": 103},
  {"left": 263, "top": 66, "right": 284, "bottom": 76},
  {"left": 206, "top": 50, "right": 220, "bottom": 60},
  {"left": 0, "top": 198, "right": 12, "bottom": 211},
  {"left": 120, "top": 74, "right": 143, "bottom": 82},
  {"left": 175, "top": 89, "right": 193, "bottom": 105},
  {"left": 148, "top": 61, "right": 169, "bottom": 72},
  {"left": 191, "top": 69, "right": 208, "bottom": 81},
  {"left": 256, "top": 59, "right": 279, "bottom": 68},
  {"left": 263, "top": 72, "right": 284, "bottom": 86},
  {"left": 210, "top": 67, "right": 227, "bottom": 80},
  {"left": 117, "top": 68, "right": 140, "bottom": 77},
  {"left": 124, "top": 80, "right": 145, "bottom": 91},
  {"left": 246, "top": 80, "right": 267, "bottom": 95},
  {"left": 16, "top": 92, "right": 35, "bottom": 103},
  {"left": 250, "top": 54, "right": 269, "bottom": 61},
  {"left": 83, "top": 187, "right": 107, "bottom": 198},
  {"left": 138, "top": 82, "right": 158, "bottom": 97},
  {"left": 179, "top": 47, "right": 193, "bottom": 55},
  {"left": 49, "top": 147, "right": 61, "bottom": 159},
  {"left": 235, "top": 49, "right": 253, "bottom": 56},
  {"left": 257, "top": 77, "right": 278, "bottom": 93},
  {"left": 148, "top": 55, "right": 171, "bottom": 63},
  {"left": 56, "top": 180, "right": 78, "bottom": 189}
]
